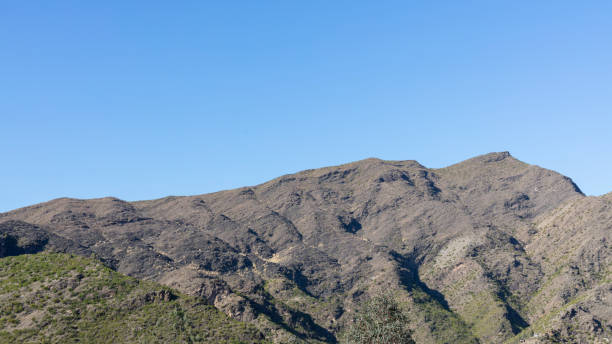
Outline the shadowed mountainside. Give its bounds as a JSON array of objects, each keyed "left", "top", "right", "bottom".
[{"left": 1, "top": 152, "right": 610, "bottom": 343}]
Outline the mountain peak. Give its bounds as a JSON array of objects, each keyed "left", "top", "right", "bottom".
[
  {"left": 461, "top": 151, "right": 514, "bottom": 164},
  {"left": 483, "top": 150, "right": 512, "bottom": 161}
]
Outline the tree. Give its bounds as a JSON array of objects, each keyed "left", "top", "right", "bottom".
[{"left": 342, "top": 291, "right": 415, "bottom": 344}]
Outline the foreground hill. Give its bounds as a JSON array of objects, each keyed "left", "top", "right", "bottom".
[
  {"left": 0, "top": 252, "right": 267, "bottom": 343},
  {"left": 1, "top": 152, "right": 610, "bottom": 343}
]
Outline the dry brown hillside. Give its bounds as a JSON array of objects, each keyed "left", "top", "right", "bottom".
[{"left": 1, "top": 152, "right": 609, "bottom": 343}]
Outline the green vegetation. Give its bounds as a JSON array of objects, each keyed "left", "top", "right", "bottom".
[
  {"left": 408, "top": 288, "right": 479, "bottom": 344},
  {"left": 341, "top": 291, "right": 414, "bottom": 344},
  {"left": 460, "top": 290, "right": 508, "bottom": 340},
  {"left": 0, "top": 253, "right": 269, "bottom": 344}
]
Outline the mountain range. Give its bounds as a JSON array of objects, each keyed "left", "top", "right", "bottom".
[{"left": 1, "top": 152, "right": 610, "bottom": 343}]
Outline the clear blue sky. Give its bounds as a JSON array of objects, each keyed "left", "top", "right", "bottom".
[{"left": 2, "top": 1, "right": 611, "bottom": 212}]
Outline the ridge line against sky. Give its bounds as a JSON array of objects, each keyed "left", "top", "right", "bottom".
[{"left": 1, "top": 2, "right": 611, "bottom": 212}]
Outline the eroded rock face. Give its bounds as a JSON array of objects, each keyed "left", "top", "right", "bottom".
[
  {"left": 1, "top": 152, "right": 610, "bottom": 343},
  {"left": 0, "top": 220, "right": 90, "bottom": 258}
]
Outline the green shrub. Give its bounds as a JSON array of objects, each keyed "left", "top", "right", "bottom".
[{"left": 342, "top": 291, "right": 415, "bottom": 344}]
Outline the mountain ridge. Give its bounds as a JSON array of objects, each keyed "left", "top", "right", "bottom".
[
  {"left": 0, "top": 151, "right": 583, "bottom": 212},
  {"left": 1, "top": 152, "right": 609, "bottom": 343}
]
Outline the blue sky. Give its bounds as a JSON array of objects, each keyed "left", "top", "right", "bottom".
[{"left": 1, "top": 1, "right": 611, "bottom": 212}]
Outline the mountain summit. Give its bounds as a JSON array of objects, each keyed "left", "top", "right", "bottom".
[{"left": 1, "top": 152, "right": 609, "bottom": 343}]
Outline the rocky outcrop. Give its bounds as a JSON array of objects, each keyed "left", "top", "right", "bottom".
[{"left": 0, "top": 220, "right": 90, "bottom": 258}]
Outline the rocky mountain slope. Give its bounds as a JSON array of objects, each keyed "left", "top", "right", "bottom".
[{"left": 1, "top": 152, "right": 610, "bottom": 343}]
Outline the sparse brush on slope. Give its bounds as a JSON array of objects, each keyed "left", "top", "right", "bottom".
[
  {"left": 341, "top": 291, "right": 415, "bottom": 344},
  {"left": 0, "top": 252, "right": 269, "bottom": 344}
]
